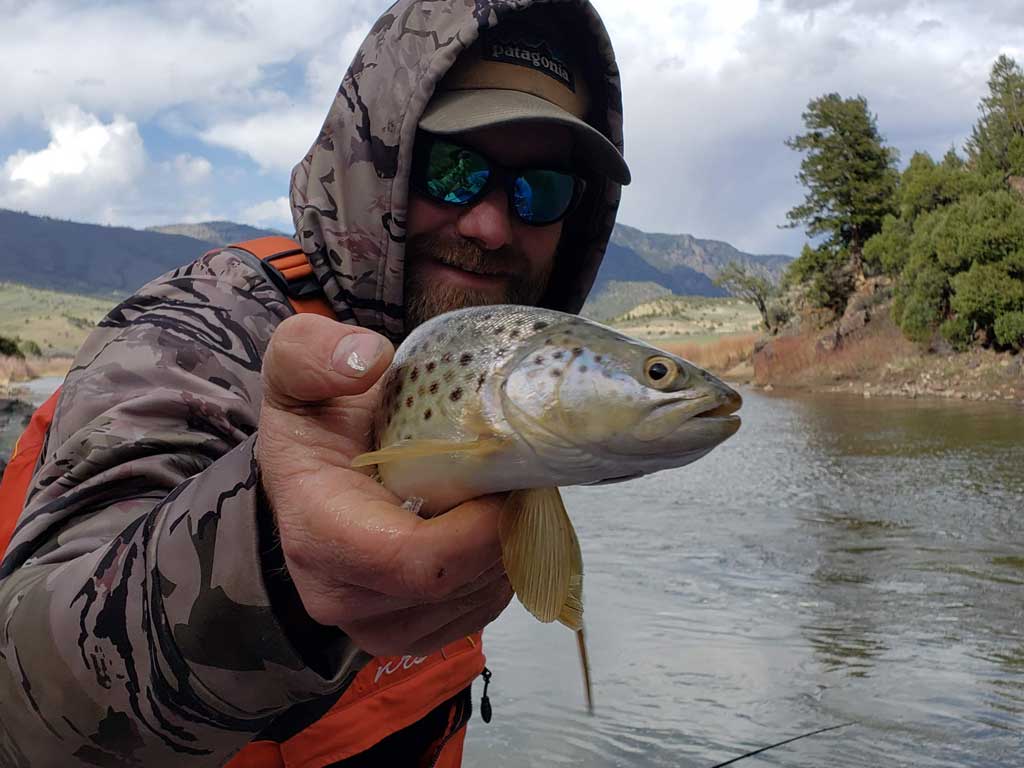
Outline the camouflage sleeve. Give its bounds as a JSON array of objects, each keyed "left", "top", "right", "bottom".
[{"left": 0, "top": 250, "right": 364, "bottom": 766}]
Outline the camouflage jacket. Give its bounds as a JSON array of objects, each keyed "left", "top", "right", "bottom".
[{"left": 0, "top": 1, "right": 625, "bottom": 765}]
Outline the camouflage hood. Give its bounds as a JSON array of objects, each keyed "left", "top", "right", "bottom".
[{"left": 289, "top": 0, "right": 625, "bottom": 342}]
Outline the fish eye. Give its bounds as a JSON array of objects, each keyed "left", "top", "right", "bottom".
[{"left": 644, "top": 355, "right": 680, "bottom": 390}]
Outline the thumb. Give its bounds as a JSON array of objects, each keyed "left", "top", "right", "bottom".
[{"left": 263, "top": 314, "right": 394, "bottom": 406}]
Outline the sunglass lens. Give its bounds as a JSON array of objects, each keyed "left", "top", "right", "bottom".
[
  {"left": 513, "top": 170, "right": 576, "bottom": 224},
  {"left": 425, "top": 142, "right": 490, "bottom": 204}
]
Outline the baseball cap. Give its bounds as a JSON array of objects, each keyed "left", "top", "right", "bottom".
[{"left": 419, "top": 8, "right": 631, "bottom": 185}]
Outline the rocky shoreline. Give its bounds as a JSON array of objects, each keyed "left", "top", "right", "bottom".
[{"left": 748, "top": 297, "right": 1024, "bottom": 406}]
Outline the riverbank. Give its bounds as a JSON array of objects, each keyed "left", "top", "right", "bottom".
[
  {"left": 749, "top": 305, "right": 1024, "bottom": 404},
  {"left": 1, "top": 356, "right": 70, "bottom": 471}
]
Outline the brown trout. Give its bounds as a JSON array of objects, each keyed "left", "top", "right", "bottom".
[{"left": 352, "top": 305, "right": 742, "bottom": 635}]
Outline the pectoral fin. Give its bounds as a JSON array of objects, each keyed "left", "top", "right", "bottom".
[
  {"left": 499, "top": 487, "right": 584, "bottom": 629},
  {"left": 351, "top": 437, "right": 505, "bottom": 468}
]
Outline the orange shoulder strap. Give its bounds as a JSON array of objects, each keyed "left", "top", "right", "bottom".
[
  {"left": 225, "top": 237, "right": 336, "bottom": 319},
  {"left": 0, "top": 389, "right": 61, "bottom": 558}
]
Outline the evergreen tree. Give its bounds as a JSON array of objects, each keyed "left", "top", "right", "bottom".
[
  {"left": 783, "top": 94, "right": 899, "bottom": 311},
  {"left": 785, "top": 93, "right": 899, "bottom": 260},
  {"left": 966, "top": 55, "right": 1024, "bottom": 178}
]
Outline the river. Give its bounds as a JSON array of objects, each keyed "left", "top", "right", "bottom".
[{"left": 463, "top": 388, "right": 1024, "bottom": 767}]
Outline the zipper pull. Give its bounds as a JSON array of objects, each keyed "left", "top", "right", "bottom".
[{"left": 480, "top": 666, "right": 493, "bottom": 723}]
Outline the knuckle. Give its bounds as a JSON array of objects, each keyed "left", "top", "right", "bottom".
[{"left": 405, "top": 559, "right": 459, "bottom": 603}]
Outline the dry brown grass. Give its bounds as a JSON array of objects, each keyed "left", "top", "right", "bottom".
[
  {"left": 753, "top": 315, "right": 914, "bottom": 386},
  {"left": 661, "top": 332, "right": 760, "bottom": 374},
  {"left": 0, "top": 355, "right": 73, "bottom": 386}
]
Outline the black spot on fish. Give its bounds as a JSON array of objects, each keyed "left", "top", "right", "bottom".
[
  {"left": 543, "top": 339, "right": 554, "bottom": 346},
  {"left": 424, "top": 409, "right": 432, "bottom": 420},
  {"left": 534, "top": 355, "right": 544, "bottom": 365},
  {"left": 550, "top": 369, "right": 562, "bottom": 378},
  {"left": 459, "top": 352, "right": 473, "bottom": 366},
  {"left": 476, "top": 373, "right": 486, "bottom": 391},
  {"left": 572, "top": 347, "right": 584, "bottom": 355},
  {"left": 579, "top": 365, "right": 588, "bottom": 373},
  {"left": 595, "top": 355, "right": 604, "bottom": 363},
  {"left": 552, "top": 351, "right": 564, "bottom": 360},
  {"left": 406, "top": 396, "right": 414, "bottom": 408},
  {"left": 533, "top": 321, "right": 549, "bottom": 330},
  {"left": 410, "top": 367, "right": 419, "bottom": 382},
  {"left": 429, "top": 382, "right": 439, "bottom": 394},
  {"left": 510, "top": 329, "right": 519, "bottom": 339},
  {"left": 426, "top": 362, "right": 436, "bottom": 373},
  {"left": 450, "top": 388, "right": 463, "bottom": 402}
]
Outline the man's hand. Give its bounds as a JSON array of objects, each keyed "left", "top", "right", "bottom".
[{"left": 257, "top": 314, "right": 513, "bottom": 657}]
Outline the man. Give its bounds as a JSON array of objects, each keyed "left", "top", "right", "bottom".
[{"left": 0, "top": 0, "right": 629, "bottom": 765}]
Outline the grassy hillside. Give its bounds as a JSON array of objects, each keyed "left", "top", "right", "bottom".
[
  {"left": 0, "top": 280, "right": 763, "bottom": 393},
  {"left": 609, "top": 296, "right": 762, "bottom": 342},
  {"left": 0, "top": 282, "right": 116, "bottom": 357},
  {"left": 581, "top": 280, "right": 673, "bottom": 322}
]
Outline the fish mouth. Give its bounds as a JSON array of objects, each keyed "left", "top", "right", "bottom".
[
  {"left": 629, "top": 390, "right": 742, "bottom": 446},
  {"left": 693, "top": 389, "right": 743, "bottom": 419}
]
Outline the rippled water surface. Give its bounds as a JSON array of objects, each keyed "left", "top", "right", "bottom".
[{"left": 463, "top": 388, "right": 1024, "bottom": 767}]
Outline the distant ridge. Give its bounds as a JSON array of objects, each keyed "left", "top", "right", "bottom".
[
  {"left": 0, "top": 209, "right": 792, "bottom": 304},
  {"left": 609, "top": 222, "right": 790, "bottom": 284},
  {"left": 147, "top": 221, "right": 285, "bottom": 246},
  {"left": 0, "top": 209, "right": 218, "bottom": 297}
]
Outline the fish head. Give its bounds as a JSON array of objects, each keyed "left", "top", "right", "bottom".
[{"left": 499, "top": 320, "right": 742, "bottom": 481}]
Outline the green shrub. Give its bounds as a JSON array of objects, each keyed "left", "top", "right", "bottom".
[
  {"left": 863, "top": 214, "right": 912, "bottom": 275},
  {"left": 0, "top": 335, "right": 24, "bottom": 358},
  {"left": 899, "top": 266, "right": 949, "bottom": 342},
  {"left": 950, "top": 262, "right": 1024, "bottom": 327},
  {"left": 994, "top": 311, "right": 1024, "bottom": 349},
  {"left": 940, "top": 316, "right": 974, "bottom": 351},
  {"left": 933, "top": 191, "right": 1024, "bottom": 272},
  {"left": 18, "top": 339, "right": 42, "bottom": 357}
]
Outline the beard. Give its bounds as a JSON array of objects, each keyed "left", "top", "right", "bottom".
[{"left": 403, "top": 233, "right": 554, "bottom": 330}]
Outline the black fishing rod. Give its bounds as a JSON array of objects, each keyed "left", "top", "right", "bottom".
[{"left": 707, "top": 721, "right": 857, "bottom": 767}]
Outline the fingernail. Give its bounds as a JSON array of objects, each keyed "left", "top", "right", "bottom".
[{"left": 331, "top": 334, "right": 383, "bottom": 376}]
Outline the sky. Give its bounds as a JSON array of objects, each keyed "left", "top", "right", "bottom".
[{"left": 1, "top": 0, "right": 1022, "bottom": 257}]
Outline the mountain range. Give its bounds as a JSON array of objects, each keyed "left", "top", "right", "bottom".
[{"left": 0, "top": 210, "right": 791, "bottom": 311}]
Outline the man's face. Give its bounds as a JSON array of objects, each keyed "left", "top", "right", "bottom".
[{"left": 403, "top": 122, "right": 573, "bottom": 329}]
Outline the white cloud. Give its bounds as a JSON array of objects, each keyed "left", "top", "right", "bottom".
[
  {"left": 240, "top": 197, "right": 292, "bottom": 230},
  {"left": 0, "top": 107, "right": 146, "bottom": 221},
  {"left": 171, "top": 154, "right": 213, "bottom": 185},
  {"left": 590, "top": 0, "right": 1024, "bottom": 253},
  {"left": 0, "top": 1, "right": 381, "bottom": 128},
  {"left": 199, "top": 110, "right": 325, "bottom": 173},
  {"left": 3, "top": 0, "right": 1024, "bottom": 254}
]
